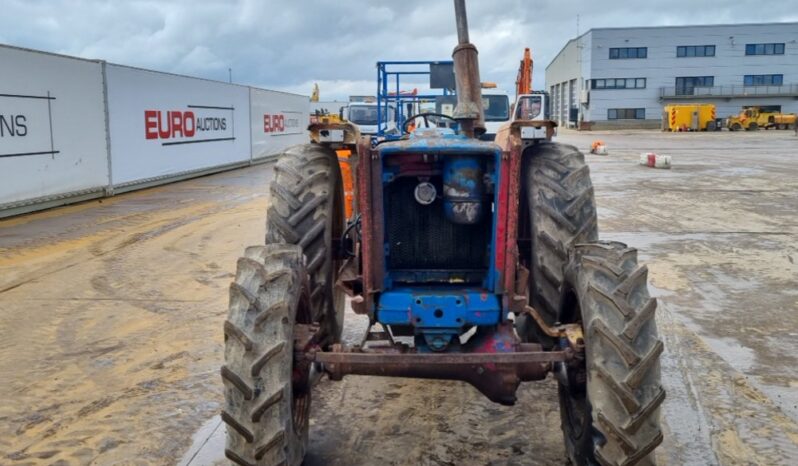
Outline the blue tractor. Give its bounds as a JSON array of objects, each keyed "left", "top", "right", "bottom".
[{"left": 221, "top": 2, "right": 665, "bottom": 465}]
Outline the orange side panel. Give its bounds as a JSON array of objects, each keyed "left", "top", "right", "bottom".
[{"left": 336, "top": 149, "right": 354, "bottom": 220}]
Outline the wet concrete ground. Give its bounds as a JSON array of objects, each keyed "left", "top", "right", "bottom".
[{"left": 1, "top": 130, "right": 797, "bottom": 465}]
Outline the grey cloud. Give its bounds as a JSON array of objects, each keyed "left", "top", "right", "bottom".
[{"left": 1, "top": 0, "right": 796, "bottom": 100}]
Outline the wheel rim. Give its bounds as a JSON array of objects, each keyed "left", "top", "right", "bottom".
[
  {"left": 292, "top": 390, "right": 310, "bottom": 434},
  {"left": 561, "top": 363, "right": 588, "bottom": 437},
  {"left": 558, "top": 288, "right": 594, "bottom": 452},
  {"left": 560, "top": 386, "right": 587, "bottom": 440},
  {"left": 560, "top": 344, "right": 589, "bottom": 442},
  {"left": 292, "top": 286, "right": 313, "bottom": 435}
]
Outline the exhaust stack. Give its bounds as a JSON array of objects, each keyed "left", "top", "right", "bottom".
[{"left": 451, "top": 0, "right": 485, "bottom": 138}]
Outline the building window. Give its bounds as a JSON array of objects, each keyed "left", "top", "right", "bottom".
[
  {"left": 591, "top": 78, "right": 646, "bottom": 89},
  {"left": 744, "top": 74, "right": 784, "bottom": 86},
  {"left": 608, "top": 108, "right": 645, "bottom": 120},
  {"left": 677, "top": 45, "right": 715, "bottom": 57},
  {"left": 609, "top": 47, "right": 647, "bottom": 59},
  {"left": 675, "top": 76, "right": 714, "bottom": 95},
  {"left": 745, "top": 43, "right": 785, "bottom": 55}
]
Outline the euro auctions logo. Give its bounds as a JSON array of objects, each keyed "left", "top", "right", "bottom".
[
  {"left": 145, "top": 104, "right": 235, "bottom": 146},
  {"left": 264, "top": 112, "right": 302, "bottom": 135},
  {"left": 263, "top": 114, "right": 284, "bottom": 133}
]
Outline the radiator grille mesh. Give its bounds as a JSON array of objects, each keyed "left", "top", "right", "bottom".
[{"left": 385, "top": 177, "right": 490, "bottom": 270}]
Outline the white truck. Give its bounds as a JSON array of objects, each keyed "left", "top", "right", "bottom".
[
  {"left": 480, "top": 88, "right": 512, "bottom": 141},
  {"left": 339, "top": 102, "right": 397, "bottom": 136},
  {"left": 434, "top": 88, "right": 511, "bottom": 141},
  {"left": 494, "top": 92, "right": 552, "bottom": 145}
]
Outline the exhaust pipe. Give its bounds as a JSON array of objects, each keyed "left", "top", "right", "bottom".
[{"left": 451, "top": 0, "right": 485, "bottom": 138}]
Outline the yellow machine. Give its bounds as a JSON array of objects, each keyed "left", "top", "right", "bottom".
[
  {"left": 310, "top": 82, "right": 320, "bottom": 102},
  {"left": 662, "top": 104, "right": 717, "bottom": 131},
  {"left": 727, "top": 107, "right": 797, "bottom": 131}
]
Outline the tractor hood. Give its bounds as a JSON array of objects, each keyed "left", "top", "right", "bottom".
[{"left": 378, "top": 130, "right": 500, "bottom": 156}]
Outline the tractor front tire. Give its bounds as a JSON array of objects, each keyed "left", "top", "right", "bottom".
[
  {"left": 559, "top": 242, "right": 665, "bottom": 466},
  {"left": 222, "top": 244, "right": 312, "bottom": 466},
  {"left": 267, "top": 144, "right": 345, "bottom": 344},
  {"left": 517, "top": 142, "right": 598, "bottom": 346}
]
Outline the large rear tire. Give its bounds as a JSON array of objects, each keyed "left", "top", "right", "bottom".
[
  {"left": 267, "top": 144, "right": 345, "bottom": 344},
  {"left": 222, "top": 244, "right": 312, "bottom": 466},
  {"left": 559, "top": 241, "right": 665, "bottom": 465},
  {"left": 517, "top": 142, "right": 598, "bottom": 346}
]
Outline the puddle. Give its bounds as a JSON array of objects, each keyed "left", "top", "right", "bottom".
[
  {"left": 648, "top": 282, "right": 676, "bottom": 299},
  {"left": 701, "top": 335, "right": 758, "bottom": 372}
]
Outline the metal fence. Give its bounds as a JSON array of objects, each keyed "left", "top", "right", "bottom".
[{"left": 660, "top": 84, "right": 798, "bottom": 99}]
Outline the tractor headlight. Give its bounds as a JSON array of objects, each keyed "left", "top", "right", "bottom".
[{"left": 414, "top": 181, "right": 437, "bottom": 205}]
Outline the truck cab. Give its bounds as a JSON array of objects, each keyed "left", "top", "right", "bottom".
[
  {"left": 433, "top": 88, "right": 510, "bottom": 141},
  {"left": 340, "top": 102, "right": 397, "bottom": 135},
  {"left": 512, "top": 92, "right": 549, "bottom": 121},
  {"left": 480, "top": 88, "right": 511, "bottom": 140}
]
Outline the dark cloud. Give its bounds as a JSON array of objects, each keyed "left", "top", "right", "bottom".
[{"left": 1, "top": 0, "right": 796, "bottom": 99}]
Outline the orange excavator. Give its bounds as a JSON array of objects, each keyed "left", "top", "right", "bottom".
[
  {"left": 495, "top": 47, "right": 554, "bottom": 146},
  {"left": 515, "top": 47, "right": 533, "bottom": 96},
  {"left": 509, "top": 47, "right": 546, "bottom": 122}
]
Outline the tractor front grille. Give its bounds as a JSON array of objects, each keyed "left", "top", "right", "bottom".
[{"left": 385, "top": 177, "right": 491, "bottom": 272}]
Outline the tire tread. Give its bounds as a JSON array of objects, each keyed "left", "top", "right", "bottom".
[
  {"left": 568, "top": 241, "right": 665, "bottom": 465},
  {"left": 266, "top": 144, "right": 344, "bottom": 341},
  {"left": 523, "top": 142, "right": 598, "bottom": 334},
  {"left": 222, "top": 244, "right": 307, "bottom": 466}
]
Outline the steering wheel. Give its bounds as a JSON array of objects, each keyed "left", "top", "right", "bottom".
[{"left": 403, "top": 113, "right": 459, "bottom": 133}]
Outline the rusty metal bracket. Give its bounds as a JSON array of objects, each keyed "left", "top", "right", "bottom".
[
  {"left": 522, "top": 305, "right": 584, "bottom": 351},
  {"left": 358, "top": 321, "right": 395, "bottom": 348},
  {"left": 308, "top": 119, "right": 361, "bottom": 146},
  {"left": 306, "top": 342, "right": 573, "bottom": 405},
  {"left": 310, "top": 347, "right": 572, "bottom": 366},
  {"left": 510, "top": 119, "right": 557, "bottom": 141}
]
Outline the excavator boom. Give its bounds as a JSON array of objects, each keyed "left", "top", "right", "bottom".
[{"left": 515, "top": 47, "right": 533, "bottom": 96}]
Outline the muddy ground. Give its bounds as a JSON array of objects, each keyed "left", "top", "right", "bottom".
[{"left": 1, "top": 129, "right": 796, "bottom": 465}]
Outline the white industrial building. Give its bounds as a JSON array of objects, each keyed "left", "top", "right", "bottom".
[{"left": 545, "top": 22, "right": 798, "bottom": 129}]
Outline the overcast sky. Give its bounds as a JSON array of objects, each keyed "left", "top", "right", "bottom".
[{"left": 1, "top": 0, "right": 796, "bottom": 100}]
